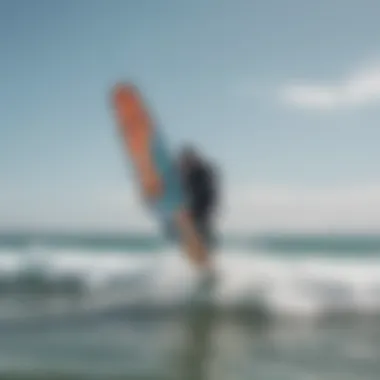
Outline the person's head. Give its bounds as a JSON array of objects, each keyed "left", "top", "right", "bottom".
[{"left": 178, "top": 145, "right": 201, "bottom": 170}]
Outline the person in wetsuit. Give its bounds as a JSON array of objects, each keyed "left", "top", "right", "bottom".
[{"left": 178, "top": 145, "right": 219, "bottom": 251}]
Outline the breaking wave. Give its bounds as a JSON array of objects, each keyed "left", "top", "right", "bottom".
[{"left": 0, "top": 243, "right": 379, "bottom": 324}]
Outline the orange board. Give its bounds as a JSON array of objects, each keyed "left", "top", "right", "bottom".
[{"left": 111, "top": 83, "right": 184, "bottom": 220}]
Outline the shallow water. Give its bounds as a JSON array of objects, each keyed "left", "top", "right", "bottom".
[{"left": 0, "top": 311, "right": 379, "bottom": 380}]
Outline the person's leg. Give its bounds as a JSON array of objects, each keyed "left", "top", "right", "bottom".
[
  {"left": 190, "top": 207, "right": 217, "bottom": 252},
  {"left": 152, "top": 196, "right": 211, "bottom": 269},
  {"left": 176, "top": 209, "right": 217, "bottom": 297},
  {"left": 174, "top": 208, "right": 212, "bottom": 270}
]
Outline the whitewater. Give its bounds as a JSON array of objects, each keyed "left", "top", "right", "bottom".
[{"left": 0, "top": 243, "right": 379, "bottom": 323}]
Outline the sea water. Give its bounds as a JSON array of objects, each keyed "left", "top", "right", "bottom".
[{"left": 0, "top": 232, "right": 379, "bottom": 380}]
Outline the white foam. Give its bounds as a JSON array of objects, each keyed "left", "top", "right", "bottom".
[{"left": 0, "top": 247, "right": 380, "bottom": 318}]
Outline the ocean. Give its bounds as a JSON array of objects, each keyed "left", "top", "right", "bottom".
[{"left": 0, "top": 231, "right": 379, "bottom": 380}]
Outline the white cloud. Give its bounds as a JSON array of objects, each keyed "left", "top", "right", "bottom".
[
  {"left": 279, "top": 64, "right": 380, "bottom": 110},
  {"left": 1, "top": 183, "right": 380, "bottom": 234}
]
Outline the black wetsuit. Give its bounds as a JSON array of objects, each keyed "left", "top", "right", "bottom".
[{"left": 182, "top": 161, "right": 218, "bottom": 249}]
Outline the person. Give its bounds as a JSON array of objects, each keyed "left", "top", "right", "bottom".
[{"left": 178, "top": 145, "right": 219, "bottom": 253}]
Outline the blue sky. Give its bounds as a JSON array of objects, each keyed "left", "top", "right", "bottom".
[{"left": 1, "top": 0, "right": 380, "bottom": 232}]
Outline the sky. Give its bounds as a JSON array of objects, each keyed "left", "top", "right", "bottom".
[{"left": 1, "top": 0, "right": 380, "bottom": 233}]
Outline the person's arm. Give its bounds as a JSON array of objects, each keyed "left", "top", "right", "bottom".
[{"left": 175, "top": 207, "right": 211, "bottom": 269}]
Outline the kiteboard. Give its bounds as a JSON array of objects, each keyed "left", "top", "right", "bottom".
[{"left": 111, "top": 84, "right": 183, "bottom": 223}]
